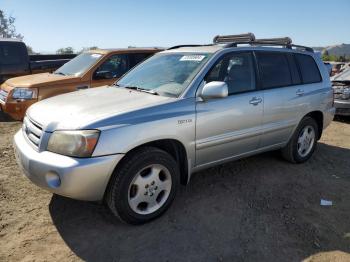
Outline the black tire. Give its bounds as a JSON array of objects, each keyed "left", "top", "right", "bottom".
[
  {"left": 105, "top": 146, "right": 179, "bottom": 224},
  {"left": 281, "top": 117, "right": 319, "bottom": 163}
]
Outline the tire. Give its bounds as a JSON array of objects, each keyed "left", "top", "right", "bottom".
[
  {"left": 105, "top": 146, "right": 179, "bottom": 224},
  {"left": 281, "top": 117, "right": 319, "bottom": 163}
]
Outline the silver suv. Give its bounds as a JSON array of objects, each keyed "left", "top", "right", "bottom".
[{"left": 14, "top": 33, "right": 335, "bottom": 224}]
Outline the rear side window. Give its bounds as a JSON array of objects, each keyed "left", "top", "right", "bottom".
[
  {"left": 256, "top": 52, "right": 292, "bottom": 89},
  {"left": 294, "top": 54, "right": 322, "bottom": 84}
]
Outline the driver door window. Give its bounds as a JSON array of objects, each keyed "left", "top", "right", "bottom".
[
  {"left": 93, "top": 54, "right": 129, "bottom": 80},
  {"left": 205, "top": 52, "right": 256, "bottom": 95}
]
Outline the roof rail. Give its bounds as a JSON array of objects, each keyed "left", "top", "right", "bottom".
[
  {"left": 289, "top": 44, "right": 314, "bottom": 52},
  {"left": 167, "top": 44, "right": 212, "bottom": 50},
  {"left": 213, "top": 33, "right": 255, "bottom": 44},
  {"left": 253, "top": 37, "right": 313, "bottom": 52},
  {"left": 219, "top": 34, "right": 313, "bottom": 52}
]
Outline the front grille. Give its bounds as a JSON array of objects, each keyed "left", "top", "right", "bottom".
[
  {"left": 23, "top": 116, "right": 43, "bottom": 149},
  {"left": 0, "top": 89, "right": 8, "bottom": 103}
]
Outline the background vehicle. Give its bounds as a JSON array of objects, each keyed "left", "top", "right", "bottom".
[
  {"left": 0, "top": 48, "right": 162, "bottom": 120},
  {"left": 331, "top": 67, "right": 350, "bottom": 116},
  {"left": 13, "top": 33, "right": 334, "bottom": 224},
  {"left": 0, "top": 38, "right": 75, "bottom": 84}
]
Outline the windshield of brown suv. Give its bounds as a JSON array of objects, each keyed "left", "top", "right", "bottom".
[
  {"left": 116, "top": 53, "right": 211, "bottom": 97},
  {"left": 54, "top": 53, "right": 103, "bottom": 76}
]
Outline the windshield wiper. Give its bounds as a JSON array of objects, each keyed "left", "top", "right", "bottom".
[
  {"left": 55, "top": 71, "right": 66, "bottom": 76},
  {"left": 124, "top": 86, "right": 159, "bottom": 95}
]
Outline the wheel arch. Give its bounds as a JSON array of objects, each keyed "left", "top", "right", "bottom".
[
  {"left": 304, "top": 111, "right": 324, "bottom": 140},
  {"left": 111, "top": 139, "right": 189, "bottom": 186}
]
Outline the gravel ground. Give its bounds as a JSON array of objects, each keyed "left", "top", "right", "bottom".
[{"left": 0, "top": 115, "right": 349, "bottom": 262}]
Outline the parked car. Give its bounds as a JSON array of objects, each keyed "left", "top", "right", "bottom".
[
  {"left": 331, "top": 67, "right": 350, "bottom": 116},
  {"left": 0, "top": 48, "right": 161, "bottom": 120},
  {"left": 0, "top": 38, "right": 75, "bottom": 84},
  {"left": 323, "top": 62, "right": 333, "bottom": 76},
  {"left": 13, "top": 33, "right": 335, "bottom": 224}
]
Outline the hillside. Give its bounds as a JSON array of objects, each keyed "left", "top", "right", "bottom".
[{"left": 314, "top": 44, "right": 350, "bottom": 57}]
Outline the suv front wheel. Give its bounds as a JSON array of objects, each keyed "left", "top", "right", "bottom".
[
  {"left": 105, "top": 147, "right": 179, "bottom": 224},
  {"left": 281, "top": 116, "right": 319, "bottom": 163}
]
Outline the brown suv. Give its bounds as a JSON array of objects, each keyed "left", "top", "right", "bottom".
[{"left": 0, "top": 48, "right": 162, "bottom": 120}]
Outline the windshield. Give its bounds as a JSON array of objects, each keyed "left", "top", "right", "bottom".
[
  {"left": 54, "top": 53, "right": 103, "bottom": 76},
  {"left": 117, "top": 53, "right": 211, "bottom": 97}
]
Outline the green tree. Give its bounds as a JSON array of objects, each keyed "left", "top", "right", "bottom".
[
  {"left": 26, "top": 45, "right": 37, "bottom": 54},
  {"left": 0, "top": 10, "right": 23, "bottom": 39},
  {"left": 337, "top": 55, "right": 346, "bottom": 62},
  {"left": 322, "top": 49, "right": 329, "bottom": 56},
  {"left": 80, "top": 46, "right": 98, "bottom": 53},
  {"left": 56, "top": 47, "right": 74, "bottom": 54}
]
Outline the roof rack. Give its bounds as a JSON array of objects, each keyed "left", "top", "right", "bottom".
[
  {"left": 254, "top": 37, "right": 292, "bottom": 45},
  {"left": 214, "top": 34, "right": 313, "bottom": 52},
  {"left": 166, "top": 33, "right": 313, "bottom": 53},
  {"left": 213, "top": 33, "right": 255, "bottom": 44}
]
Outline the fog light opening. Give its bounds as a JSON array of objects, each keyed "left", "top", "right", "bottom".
[{"left": 45, "top": 172, "right": 61, "bottom": 188}]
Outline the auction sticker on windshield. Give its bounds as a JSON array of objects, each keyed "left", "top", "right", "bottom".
[{"left": 180, "top": 55, "right": 206, "bottom": 61}]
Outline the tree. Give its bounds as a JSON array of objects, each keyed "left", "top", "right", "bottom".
[
  {"left": 56, "top": 47, "right": 74, "bottom": 54},
  {"left": 337, "top": 55, "right": 346, "bottom": 62},
  {"left": 80, "top": 46, "right": 98, "bottom": 53},
  {"left": 26, "top": 45, "right": 37, "bottom": 54},
  {"left": 322, "top": 49, "right": 329, "bottom": 56},
  {"left": 0, "top": 10, "right": 23, "bottom": 39}
]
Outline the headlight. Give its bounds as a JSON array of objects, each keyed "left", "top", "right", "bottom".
[
  {"left": 47, "top": 130, "right": 100, "bottom": 157},
  {"left": 334, "top": 87, "right": 350, "bottom": 100},
  {"left": 12, "top": 88, "right": 38, "bottom": 100},
  {"left": 342, "top": 87, "right": 350, "bottom": 99}
]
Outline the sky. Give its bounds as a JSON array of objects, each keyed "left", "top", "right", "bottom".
[{"left": 1, "top": 0, "right": 350, "bottom": 53}]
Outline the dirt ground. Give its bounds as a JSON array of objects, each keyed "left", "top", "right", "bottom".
[{"left": 0, "top": 115, "right": 349, "bottom": 262}]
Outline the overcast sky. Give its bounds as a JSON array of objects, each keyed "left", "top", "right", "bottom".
[{"left": 2, "top": 0, "right": 350, "bottom": 53}]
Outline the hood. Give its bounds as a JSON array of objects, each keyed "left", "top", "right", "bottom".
[
  {"left": 27, "top": 86, "right": 172, "bottom": 131},
  {"left": 4, "top": 73, "right": 79, "bottom": 89},
  {"left": 331, "top": 68, "right": 350, "bottom": 82}
]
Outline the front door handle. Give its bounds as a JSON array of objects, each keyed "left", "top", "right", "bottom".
[
  {"left": 249, "top": 97, "right": 262, "bottom": 106},
  {"left": 296, "top": 89, "right": 304, "bottom": 96}
]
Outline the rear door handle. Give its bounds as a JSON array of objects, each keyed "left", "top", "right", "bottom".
[
  {"left": 249, "top": 97, "right": 262, "bottom": 106},
  {"left": 296, "top": 89, "right": 304, "bottom": 96}
]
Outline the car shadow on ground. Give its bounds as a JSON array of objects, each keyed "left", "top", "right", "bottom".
[
  {"left": 49, "top": 143, "right": 350, "bottom": 262},
  {"left": 0, "top": 111, "right": 16, "bottom": 122},
  {"left": 334, "top": 115, "right": 350, "bottom": 124}
]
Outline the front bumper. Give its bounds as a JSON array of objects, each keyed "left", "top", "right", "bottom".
[
  {"left": 334, "top": 100, "right": 350, "bottom": 116},
  {"left": 0, "top": 99, "right": 37, "bottom": 120},
  {"left": 13, "top": 130, "right": 124, "bottom": 201}
]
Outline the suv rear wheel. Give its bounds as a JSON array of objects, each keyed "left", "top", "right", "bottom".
[
  {"left": 281, "top": 117, "right": 319, "bottom": 163},
  {"left": 105, "top": 147, "right": 179, "bottom": 224}
]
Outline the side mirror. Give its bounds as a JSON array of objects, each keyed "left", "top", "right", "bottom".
[
  {"left": 94, "top": 70, "right": 113, "bottom": 80},
  {"left": 200, "top": 81, "right": 228, "bottom": 100}
]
